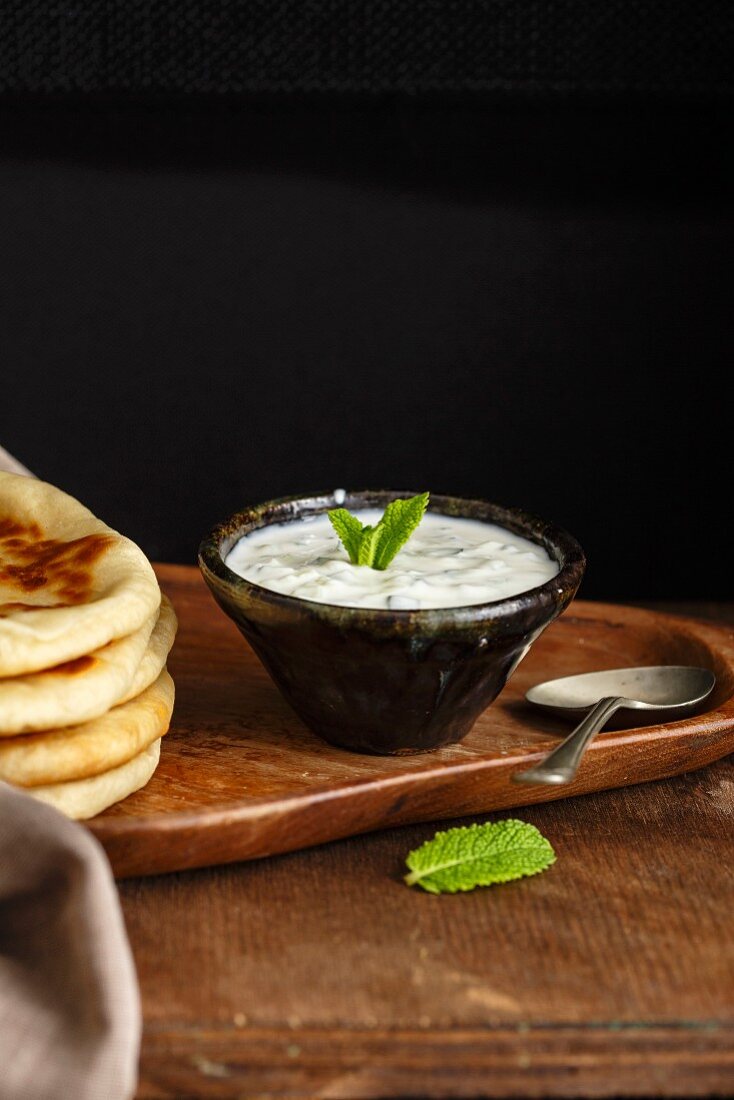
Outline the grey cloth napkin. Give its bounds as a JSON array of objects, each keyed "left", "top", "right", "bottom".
[
  {"left": 0, "top": 445, "right": 33, "bottom": 478},
  {"left": 0, "top": 782, "right": 141, "bottom": 1100}
]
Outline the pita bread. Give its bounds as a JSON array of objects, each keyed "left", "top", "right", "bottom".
[
  {"left": 27, "top": 739, "right": 161, "bottom": 820},
  {"left": 118, "top": 594, "right": 178, "bottom": 704},
  {"left": 0, "top": 595, "right": 177, "bottom": 735},
  {"left": 0, "top": 669, "right": 173, "bottom": 787},
  {"left": 0, "top": 472, "right": 160, "bottom": 676}
]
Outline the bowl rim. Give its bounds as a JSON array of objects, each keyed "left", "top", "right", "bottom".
[{"left": 198, "top": 489, "right": 586, "bottom": 627}]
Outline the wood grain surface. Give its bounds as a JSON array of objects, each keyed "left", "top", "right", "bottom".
[
  {"left": 90, "top": 565, "right": 734, "bottom": 879},
  {"left": 118, "top": 586, "right": 734, "bottom": 1099}
]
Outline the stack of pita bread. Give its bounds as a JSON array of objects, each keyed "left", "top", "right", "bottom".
[{"left": 0, "top": 472, "right": 176, "bottom": 819}]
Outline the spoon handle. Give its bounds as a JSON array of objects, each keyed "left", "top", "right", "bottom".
[{"left": 513, "top": 696, "right": 625, "bottom": 785}]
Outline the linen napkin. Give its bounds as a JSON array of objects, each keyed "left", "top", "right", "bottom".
[
  {"left": 0, "top": 445, "right": 33, "bottom": 478},
  {"left": 0, "top": 779, "right": 141, "bottom": 1100}
]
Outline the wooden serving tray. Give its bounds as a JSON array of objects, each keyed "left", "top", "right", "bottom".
[{"left": 88, "top": 565, "right": 734, "bottom": 877}]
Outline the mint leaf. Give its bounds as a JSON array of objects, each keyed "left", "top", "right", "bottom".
[
  {"left": 328, "top": 492, "right": 430, "bottom": 571},
  {"left": 356, "top": 524, "right": 383, "bottom": 567},
  {"left": 404, "top": 819, "right": 556, "bottom": 894},
  {"left": 371, "top": 492, "right": 430, "bottom": 570},
  {"left": 327, "top": 508, "right": 364, "bottom": 564}
]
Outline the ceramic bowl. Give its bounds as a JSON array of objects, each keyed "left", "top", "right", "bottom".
[{"left": 199, "top": 491, "right": 585, "bottom": 754}]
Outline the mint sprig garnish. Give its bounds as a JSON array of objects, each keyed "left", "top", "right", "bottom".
[
  {"left": 327, "top": 508, "right": 365, "bottom": 564},
  {"left": 328, "top": 492, "right": 429, "bottom": 571},
  {"left": 404, "top": 819, "right": 556, "bottom": 894}
]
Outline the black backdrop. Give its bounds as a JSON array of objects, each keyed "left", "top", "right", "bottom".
[{"left": 1, "top": 91, "right": 732, "bottom": 599}]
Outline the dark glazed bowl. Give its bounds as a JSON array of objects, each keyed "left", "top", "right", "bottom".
[{"left": 198, "top": 491, "right": 585, "bottom": 755}]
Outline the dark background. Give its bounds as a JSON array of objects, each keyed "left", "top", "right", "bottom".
[{"left": 1, "top": 4, "right": 732, "bottom": 599}]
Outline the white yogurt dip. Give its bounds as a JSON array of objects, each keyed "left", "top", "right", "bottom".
[{"left": 225, "top": 509, "right": 559, "bottom": 610}]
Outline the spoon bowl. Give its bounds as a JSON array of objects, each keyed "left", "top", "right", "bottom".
[
  {"left": 526, "top": 665, "right": 716, "bottom": 717},
  {"left": 515, "top": 665, "right": 716, "bottom": 785}
]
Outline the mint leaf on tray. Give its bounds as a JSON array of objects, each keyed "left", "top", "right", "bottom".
[
  {"left": 328, "top": 491, "right": 429, "bottom": 571},
  {"left": 404, "top": 819, "right": 556, "bottom": 894}
]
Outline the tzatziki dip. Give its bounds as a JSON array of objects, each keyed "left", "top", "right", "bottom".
[{"left": 225, "top": 509, "right": 559, "bottom": 611}]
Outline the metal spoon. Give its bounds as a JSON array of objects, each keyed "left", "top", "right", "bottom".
[{"left": 513, "top": 665, "right": 716, "bottom": 786}]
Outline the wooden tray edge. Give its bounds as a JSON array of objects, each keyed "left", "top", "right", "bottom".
[{"left": 88, "top": 595, "right": 734, "bottom": 877}]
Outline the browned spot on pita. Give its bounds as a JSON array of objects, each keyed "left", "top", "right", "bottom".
[
  {"left": 0, "top": 527, "right": 115, "bottom": 600},
  {"left": 56, "top": 588, "right": 87, "bottom": 603},
  {"left": 49, "top": 654, "right": 97, "bottom": 675},
  {"left": 0, "top": 518, "right": 42, "bottom": 540}
]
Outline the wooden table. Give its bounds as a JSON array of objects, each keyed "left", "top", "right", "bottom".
[{"left": 122, "top": 602, "right": 734, "bottom": 1099}]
